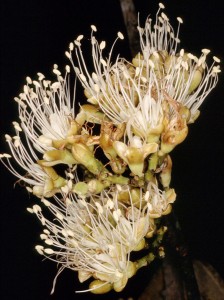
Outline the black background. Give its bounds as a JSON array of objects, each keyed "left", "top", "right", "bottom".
[{"left": 0, "top": 0, "right": 224, "bottom": 299}]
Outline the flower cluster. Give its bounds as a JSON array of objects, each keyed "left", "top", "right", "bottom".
[{"left": 0, "top": 3, "right": 220, "bottom": 294}]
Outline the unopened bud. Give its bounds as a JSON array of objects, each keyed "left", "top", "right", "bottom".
[
  {"left": 89, "top": 280, "right": 112, "bottom": 294},
  {"left": 188, "top": 69, "right": 202, "bottom": 94},
  {"left": 87, "top": 179, "right": 105, "bottom": 194},
  {"left": 72, "top": 143, "right": 104, "bottom": 175},
  {"left": 73, "top": 182, "right": 88, "bottom": 196}
]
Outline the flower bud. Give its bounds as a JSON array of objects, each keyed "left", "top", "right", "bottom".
[
  {"left": 89, "top": 280, "right": 112, "bottom": 294},
  {"left": 149, "top": 217, "right": 156, "bottom": 228},
  {"left": 146, "top": 228, "right": 155, "bottom": 238},
  {"left": 158, "top": 246, "right": 165, "bottom": 258},
  {"left": 33, "top": 185, "right": 45, "bottom": 198},
  {"left": 188, "top": 69, "right": 202, "bottom": 94},
  {"left": 73, "top": 182, "right": 88, "bottom": 196},
  {"left": 87, "top": 179, "right": 105, "bottom": 194},
  {"left": 72, "top": 143, "right": 104, "bottom": 175},
  {"left": 106, "top": 175, "right": 129, "bottom": 185}
]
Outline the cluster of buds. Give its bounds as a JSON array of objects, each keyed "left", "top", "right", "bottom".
[{"left": 0, "top": 3, "right": 220, "bottom": 294}]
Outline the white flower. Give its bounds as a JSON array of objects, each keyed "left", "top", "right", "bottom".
[
  {"left": 0, "top": 67, "right": 76, "bottom": 197},
  {"left": 137, "top": 14, "right": 220, "bottom": 118},
  {"left": 14, "top": 65, "right": 75, "bottom": 154},
  {"left": 29, "top": 186, "right": 153, "bottom": 293},
  {"left": 68, "top": 30, "right": 163, "bottom": 141},
  {"left": 66, "top": 3, "right": 220, "bottom": 141}
]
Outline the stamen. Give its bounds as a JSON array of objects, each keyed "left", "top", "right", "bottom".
[
  {"left": 213, "top": 56, "right": 221, "bottom": 63},
  {"left": 69, "top": 42, "right": 74, "bottom": 51},
  {"left": 159, "top": 3, "right": 165, "bottom": 9},
  {"left": 35, "top": 245, "right": 44, "bottom": 255},
  {"left": 53, "top": 69, "right": 61, "bottom": 76},
  {"left": 76, "top": 35, "right": 84, "bottom": 41},
  {"left": 91, "top": 25, "right": 97, "bottom": 32},
  {"left": 27, "top": 207, "right": 34, "bottom": 214},
  {"left": 177, "top": 17, "right": 183, "bottom": 24},
  {"left": 202, "top": 48, "right": 211, "bottom": 55},
  {"left": 26, "top": 76, "right": 32, "bottom": 84},
  {"left": 117, "top": 32, "right": 124, "bottom": 39},
  {"left": 65, "top": 51, "right": 71, "bottom": 59},
  {"left": 99, "top": 41, "right": 106, "bottom": 50},
  {"left": 44, "top": 248, "right": 55, "bottom": 255}
]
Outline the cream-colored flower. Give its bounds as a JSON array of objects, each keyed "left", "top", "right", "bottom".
[
  {"left": 134, "top": 4, "right": 220, "bottom": 120},
  {"left": 0, "top": 2, "right": 220, "bottom": 296},
  {"left": 66, "top": 3, "right": 220, "bottom": 142},
  {"left": 15, "top": 65, "right": 75, "bottom": 153},
  {"left": 29, "top": 185, "right": 152, "bottom": 293},
  {"left": 0, "top": 132, "right": 66, "bottom": 197},
  {"left": 0, "top": 67, "right": 78, "bottom": 197}
]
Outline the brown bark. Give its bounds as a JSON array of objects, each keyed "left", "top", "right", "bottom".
[{"left": 119, "top": 0, "right": 140, "bottom": 57}]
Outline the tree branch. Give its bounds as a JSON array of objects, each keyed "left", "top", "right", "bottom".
[{"left": 119, "top": 0, "right": 140, "bottom": 56}]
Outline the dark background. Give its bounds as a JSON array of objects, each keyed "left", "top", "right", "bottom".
[{"left": 0, "top": 0, "right": 223, "bottom": 299}]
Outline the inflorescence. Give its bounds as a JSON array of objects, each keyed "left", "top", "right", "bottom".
[{"left": 0, "top": 3, "right": 220, "bottom": 294}]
